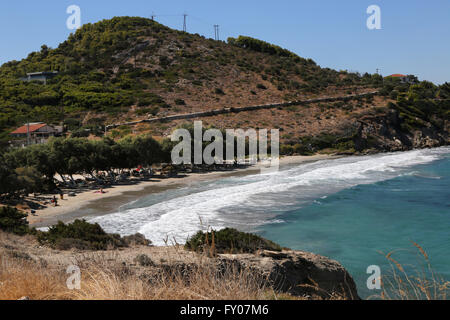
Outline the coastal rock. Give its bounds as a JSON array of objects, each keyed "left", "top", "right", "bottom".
[
  {"left": 136, "top": 249, "right": 360, "bottom": 299},
  {"left": 218, "top": 250, "right": 359, "bottom": 300},
  {"left": 354, "top": 110, "right": 449, "bottom": 153}
]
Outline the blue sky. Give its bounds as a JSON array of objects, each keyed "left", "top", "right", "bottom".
[{"left": 0, "top": 0, "right": 449, "bottom": 83}]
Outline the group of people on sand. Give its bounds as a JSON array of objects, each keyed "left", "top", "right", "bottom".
[
  {"left": 51, "top": 195, "right": 59, "bottom": 207},
  {"left": 94, "top": 188, "right": 108, "bottom": 194},
  {"left": 50, "top": 188, "right": 107, "bottom": 208},
  {"left": 50, "top": 192, "right": 64, "bottom": 207}
]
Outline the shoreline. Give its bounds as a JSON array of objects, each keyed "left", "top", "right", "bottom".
[{"left": 29, "top": 154, "right": 336, "bottom": 228}]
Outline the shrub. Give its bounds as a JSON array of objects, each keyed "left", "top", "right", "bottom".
[
  {"left": 214, "top": 88, "right": 225, "bottom": 95},
  {"left": 256, "top": 84, "right": 267, "bottom": 90},
  {"left": 280, "top": 144, "right": 294, "bottom": 155},
  {"left": 123, "top": 233, "right": 152, "bottom": 246},
  {"left": 0, "top": 206, "right": 29, "bottom": 235},
  {"left": 175, "top": 98, "right": 186, "bottom": 105},
  {"left": 134, "top": 254, "right": 155, "bottom": 267},
  {"left": 137, "top": 93, "right": 165, "bottom": 107},
  {"left": 149, "top": 106, "right": 160, "bottom": 116},
  {"left": 135, "top": 108, "right": 149, "bottom": 116},
  {"left": 71, "top": 128, "right": 90, "bottom": 138},
  {"left": 286, "top": 106, "right": 298, "bottom": 112},
  {"left": 293, "top": 143, "right": 313, "bottom": 155},
  {"left": 311, "top": 134, "right": 337, "bottom": 149},
  {"left": 64, "top": 118, "right": 81, "bottom": 131},
  {"left": 228, "top": 36, "right": 303, "bottom": 62},
  {"left": 13, "top": 167, "right": 45, "bottom": 194},
  {"left": 185, "top": 228, "right": 282, "bottom": 254},
  {"left": 136, "top": 106, "right": 159, "bottom": 116},
  {"left": 390, "top": 90, "right": 399, "bottom": 100},
  {"left": 37, "top": 219, "right": 128, "bottom": 250}
]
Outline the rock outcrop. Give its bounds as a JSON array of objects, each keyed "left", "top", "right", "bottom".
[
  {"left": 137, "top": 249, "right": 360, "bottom": 299},
  {"left": 354, "top": 110, "right": 449, "bottom": 153},
  {"left": 218, "top": 250, "right": 359, "bottom": 300}
]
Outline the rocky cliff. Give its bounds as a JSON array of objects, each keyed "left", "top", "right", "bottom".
[
  {"left": 353, "top": 109, "right": 449, "bottom": 153},
  {"left": 218, "top": 250, "right": 359, "bottom": 299}
]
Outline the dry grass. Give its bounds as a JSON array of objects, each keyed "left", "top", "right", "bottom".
[
  {"left": 1, "top": 229, "right": 281, "bottom": 300},
  {"left": 0, "top": 257, "right": 69, "bottom": 300},
  {"left": 0, "top": 252, "right": 282, "bottom": 300},
  {"left": 70, "top": 264, "right": 272, "bottom": 300},
  {"left": 371, "top": 242, "right": 450, "bottom": 300}
]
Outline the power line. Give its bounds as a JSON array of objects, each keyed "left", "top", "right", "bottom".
[
  {"left": 183, "top": 13, "right": 188, "bottom": 32},
  {"left": 149, "top": 13, "right": 187, "bottom": 21},
  {"left": 148, "top": 13, "right": 233, "bottom": 41},
  {"left": 150, "top": 13, "right": 183, "bottom": 17},
  {"left": 214, "top": 25, "right": 220, "bottom": 41},
  {"left": 190, "top": 14, "right": 235, "bottom": 41}
]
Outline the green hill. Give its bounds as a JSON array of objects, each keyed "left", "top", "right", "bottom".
[
  {"left": 0, "top": 16, "right": 448, "bottom": 152},
  {"left": 0, "top": 17, "right": 381, "bottom": 138}
]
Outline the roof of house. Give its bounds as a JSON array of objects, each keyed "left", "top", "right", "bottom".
[
  {"left": 10, "top": 123, "right": 48, "bottom": 134},
  {"left": 388, "top": 74, "right": 407, "bottom": 78}
]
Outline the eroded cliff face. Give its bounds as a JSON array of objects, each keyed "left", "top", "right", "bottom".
[
  {"left": 353, "top": 110, "right": 449, "bottom": 153},
  {"left": 218, "top": 250, "right": 360, "bottom": 300}
]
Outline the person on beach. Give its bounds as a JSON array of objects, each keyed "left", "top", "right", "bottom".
[{"left": 52, "top": 195, "right": 58, "bottom": 207}]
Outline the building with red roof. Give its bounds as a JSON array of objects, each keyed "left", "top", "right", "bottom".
[
  {"left": 10, "top": 123, "right": 49, "bottom": 135},
  {"left": 386, "top": 74, "right": 417, "bottom": 84},
  {"left": 388, "top": 74, "right": 407, "bottom": 78},
  {"left": 10, "top": 122, "right": 61, "bottom": 147}
]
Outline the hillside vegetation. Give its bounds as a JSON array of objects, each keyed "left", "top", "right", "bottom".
[
  {"left": 0, "top": 17, "right": 381, "bottom": 141},
  {"left": 0, "top": 16, "right": 448, "bottom": 153}
]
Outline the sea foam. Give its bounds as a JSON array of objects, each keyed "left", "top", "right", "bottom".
[{"left": 89, "top": 147, "right": 449, "bottom": 245}]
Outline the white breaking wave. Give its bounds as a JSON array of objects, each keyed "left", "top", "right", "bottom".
[{"left": 90, "top": 147, "right": 449, "bottom": 245}]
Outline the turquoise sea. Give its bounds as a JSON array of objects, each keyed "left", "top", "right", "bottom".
[
  {"left": 90, "top": 147, "right": 450, "bottom": 299},
  {"left": 258, "top": 150, "right": 450, "bottom": 298}
]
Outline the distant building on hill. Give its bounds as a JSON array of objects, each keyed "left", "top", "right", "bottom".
[
  {"left": 386, "top": 74, "right": 418, "bottom": 84},
  {"left": 19, "top": 71, "right": 58, "bottom": 84},
  {"left": 9, "top": 122, "right": 63, "bottom": 147}
]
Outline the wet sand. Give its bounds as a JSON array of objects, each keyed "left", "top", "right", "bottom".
[{"left": 30, "top": 154, "right": 336, "bottom": 228}]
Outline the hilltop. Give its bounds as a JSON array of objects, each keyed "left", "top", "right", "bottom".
[{"left": 0, "top": 16, "right": 448, "bottom": 152}]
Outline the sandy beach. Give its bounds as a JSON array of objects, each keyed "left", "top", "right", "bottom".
[{"left": 29, "top": 154, "right": 336, "bottom": 228}]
